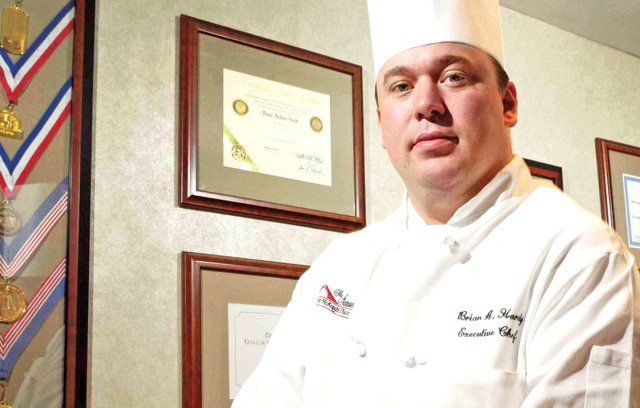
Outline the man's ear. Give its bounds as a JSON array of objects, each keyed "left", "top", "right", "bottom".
[{"left": 502, "top": 81, "right": 518, "bottom": 128}]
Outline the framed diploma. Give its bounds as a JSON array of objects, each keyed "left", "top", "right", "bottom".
[
  {"left": 179, "top": 15, "right": 365, "bottom": 232},
  {"left": 182, "top": 251, "right": 308, "bottom": 408},
  {"left": 524, "top": 158, "right": 564, "bottom": 190},
  {"left": 596, "top": 138, "right": 640, "bottom": 261}
]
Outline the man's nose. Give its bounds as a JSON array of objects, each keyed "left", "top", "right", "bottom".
[{"left": 413, "top": 82, "right": 445, "bottom": 120}]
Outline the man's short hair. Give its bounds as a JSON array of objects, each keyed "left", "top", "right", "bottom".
[{"left": 492, "top": 56, "right": 509, "bottom": 92}]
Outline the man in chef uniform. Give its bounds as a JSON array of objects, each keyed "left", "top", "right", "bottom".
[{"left": 233, "top": 0, "right": 640, "bottom": 406}]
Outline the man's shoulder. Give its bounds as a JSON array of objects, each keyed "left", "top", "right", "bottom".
[
  {"left": 525, "top": 185, "right": 628, "bottom": 253},
  {"left": 324, "top": 207, "right": 402, "bottom": 253}
]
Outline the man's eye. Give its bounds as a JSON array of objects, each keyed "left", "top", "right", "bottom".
[
  {"left": 391, "top": 83, "right": 410, "bottom": 93},
  {"left": 443, "top": 72, "right": 468, "bottom": 83}
]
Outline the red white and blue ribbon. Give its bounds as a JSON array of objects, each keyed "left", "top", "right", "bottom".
[
  {"left": 0, "top": 258, "right": 65, "bottom": 379},
  {"left": 0, "top": 177, "right": 68, "bottom": 279},
  {"left": 0, "top": 78, "right": 71, "bottom": 198},
  {"left": 0, "top": 1, "right": 75, "bottom": 103}
]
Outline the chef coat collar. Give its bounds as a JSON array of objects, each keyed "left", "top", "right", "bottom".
[{"left": 406, "top": 155, "right": 534, "bottom": 230}]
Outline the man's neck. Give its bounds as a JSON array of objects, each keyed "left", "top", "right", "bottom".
[
  {"left": 408, "top": 188, "right": 472, "bottom": 225},
  {"left": 407, "top": 155, "right": 519, "bottom": 225}
]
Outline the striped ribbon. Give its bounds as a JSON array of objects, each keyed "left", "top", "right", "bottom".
[
  {"left": 0, "top": 258, "right": 65, "bottom": 379},
  {"left": 0, "top": 1, "right": 75, "bottom": 103},
  {"left": 0, "top": 178, "right": 68, "bottom": 279},
  {"left": 0, "top": 78, "right": 71, "bottom": 198}
]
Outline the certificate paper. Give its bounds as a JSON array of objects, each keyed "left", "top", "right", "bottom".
[
  {"left": 222, "top": 69, "right": 332, "bottom": 186},
  {"left": 228, "top": 303, "right": 286, "bottom": 399},
  {"left": 623, "top": 174, "right": 640, "bottom": 248}
]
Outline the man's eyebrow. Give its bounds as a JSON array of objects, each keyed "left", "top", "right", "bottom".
[
  {"left": 439, "top": 54, "right": 471, "bottom": 66},
  {"left": 381, "top": 65, "right": 413, "bottom": 85},
  {"left": 381, "top": 54, "right": 472, "bottom": 85}
]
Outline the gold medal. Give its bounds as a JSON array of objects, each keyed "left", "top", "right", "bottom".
[
  {"left": 1, "top": 1, "right": 28, "bottom": 56},
  {"left": 0, "top": 104, "right": 23, "bottom": 140},
  {"left": 0, "top": 200, "right": 21, "bottom": 236},
  {"left": 0, "top": 280, "right": 26, "bottom": 323},
  {"left": 310, "top": 116, "right": 323, "bottom": 132},
  {"left": 232, "top": 99, "right": 249, "bottom": 116},
  {"left": 231, "top": 144, "right": 247, "bottom": 161},
  {"left": 0, "top": 380, "right": 11, "bottom": 408}
]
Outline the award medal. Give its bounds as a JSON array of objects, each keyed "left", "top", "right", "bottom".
[
  {"left": 0, "top": 380, "right": 11, "bottom": 408},
  {"left": 0, "top": 259, "right": 65, "bottom": 379},
  {"left": 1, "top": 1, "right": 28, "bottom": 56},
  {"left": 0, "top": 280, "right": 25, "bottom": 323},
  {"left": 0, "top": 1, "right": 74, "bottom": 101},
  {"left": 0, "top": 104, "right": 21, "bottom": 140},
  {"left": 0, "top": 201, "right": 19, "bottom": 237},
  {"left": 0, "top": 1, "right": 28, "bottom": 142}
]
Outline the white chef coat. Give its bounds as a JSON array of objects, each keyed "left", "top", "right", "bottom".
[{"left": 232, "top": 156, "right": 640, "bottom": 407}]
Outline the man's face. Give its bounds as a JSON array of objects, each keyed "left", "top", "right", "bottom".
[{"left": 376, "top": 42, "right": 517, "bottom": 199}]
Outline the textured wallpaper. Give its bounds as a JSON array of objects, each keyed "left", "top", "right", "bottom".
[{"left": 90, "top": 1, "right": 640, "bottom": 405}]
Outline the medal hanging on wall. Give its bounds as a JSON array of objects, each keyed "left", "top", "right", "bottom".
[
  {"left": 0, "top": 0, "right": 28, "bottom": 143},
  {"left": 0, "top": 379, "right": 12, "bottom": 408},
  {"left": 0, "top": 0, "right": 25, "bottom": 142},
  {"left": 1, "top": 0, "right": 28, "bottom": 56}
]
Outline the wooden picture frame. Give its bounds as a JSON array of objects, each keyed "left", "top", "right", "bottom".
[
  {"left": 68, "top": 0, "right": 94, "bottom": 405},
  {"left": 179, "top": 15, "right": 365, "bottom": 232},
  {"left": 182, "top": 252, "right": 308, "bottom": 408},
  {"left": 525, "top": 158, "right": 564, "bottom": 190},
  {"left": 595, "top": 138, "right": 640, "bottom": 260}
]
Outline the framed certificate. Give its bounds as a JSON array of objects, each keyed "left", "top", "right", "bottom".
[
  {"left": 524, "top": 158, "right": 563, "bottom": 190},
  {"left": 596, "top": 138, "right": 640, "bottom": 261},
  {"left": 179, "top": 15, "right": 365, "bottom": 232},
  {"left": 182, "top": 251, "right": 308, "bottom": 408}
]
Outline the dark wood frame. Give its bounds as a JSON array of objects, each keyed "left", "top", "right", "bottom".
[
  {"left": 66, "top": 0, "right": 94, "bottom": 405},
  {"left": 179, "top": 15, "right": 365, "bottom": 232},
  {"left": 595, "top": 137, "right": 640, "bottom": 228},
  {"left": 182, "top": 251, "right": 307, "bottom": 408},
  {"left": 525, "top": 158, "right": 564, "bottom": 190}
]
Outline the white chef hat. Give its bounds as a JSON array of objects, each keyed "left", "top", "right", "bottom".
[{"left": 367, "top": 0, "right": 504, "bottom": 77}]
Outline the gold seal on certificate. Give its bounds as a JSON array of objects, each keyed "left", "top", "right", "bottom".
[
  {"left": 309, "top": 116, "right": 323, "bottom": 133},
  {"left": 0, "top": 104, "right": 23, "bottom": 140},
  {"left": 231, "top": 144, "right": 247, "bottom": 162},
  {"left": 232, "top": 99, "right": 249, "bottom": 116},
  {"left": 0, "top": 280, "right": 27, "bottom": 323},
  {"left": 0, "top": 200, "right": 21, "bottom": 236},
  {"left": 1, "top": 1, "right": 28, "bottom": 55}
]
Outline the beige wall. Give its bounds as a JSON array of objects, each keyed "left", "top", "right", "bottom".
[{"left": 91, "top": 1, "right": 640, "bottom": 405}]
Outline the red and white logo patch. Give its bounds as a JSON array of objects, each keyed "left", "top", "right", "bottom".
[{"left": 316, "top": 284, "right": 354, "bottom": 319}]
